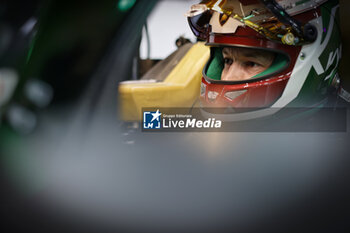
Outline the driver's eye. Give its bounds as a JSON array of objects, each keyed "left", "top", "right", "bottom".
[
  {"left": 224, "top": 58, "right": 233, "bottom": 65},
  {"left": 245, "top": 61, "right": 260, "bottom": 68}
]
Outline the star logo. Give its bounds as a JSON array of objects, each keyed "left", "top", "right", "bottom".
[
  {"left": 151, "top": 109, "right": 161, "bottom": 122},
  {"left": 143, "top": 109, "right": 162, "bottom": 129}
]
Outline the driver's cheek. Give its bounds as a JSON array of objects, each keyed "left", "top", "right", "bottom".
[{"left": 221, "top": 62, "right": 251, "bottom": 81}]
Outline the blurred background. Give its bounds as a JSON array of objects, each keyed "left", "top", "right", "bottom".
[{"left": 0, "top": 0, "right": 349, "bottom": 232}]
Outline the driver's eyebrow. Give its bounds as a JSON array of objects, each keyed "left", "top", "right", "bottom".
[
  {"left": 240, "top": 49, "right": 271, "bottom": 60},
  {"left": 222, "top": 47, "right": 275, "bottom": 65},
  {"left": 223, "top": 47, "right": 269, "bottom": 58},
  {"left": 222, "top": 48, "right": 231, "bottom": 57}
]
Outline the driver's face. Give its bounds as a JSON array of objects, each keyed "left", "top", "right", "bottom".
[{"left": 221, "top": 47, "right": 275, "bottom": 81}]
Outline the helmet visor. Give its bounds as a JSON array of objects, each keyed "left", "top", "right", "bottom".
[{"left": 187, "top": 0, "right": 324, "bottom": 45}]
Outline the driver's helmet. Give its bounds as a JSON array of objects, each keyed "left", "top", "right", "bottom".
[{"left": 186, "top": 0, "right": 341, "bottom": 111}]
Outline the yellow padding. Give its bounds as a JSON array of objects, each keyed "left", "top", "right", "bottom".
[{"left": 118, "top": 42, "right": 210, "bottom": 121}]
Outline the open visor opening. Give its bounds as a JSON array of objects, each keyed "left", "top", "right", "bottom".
[{"left": 203, "top": 46, "right": 290, "bottom": 84}]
